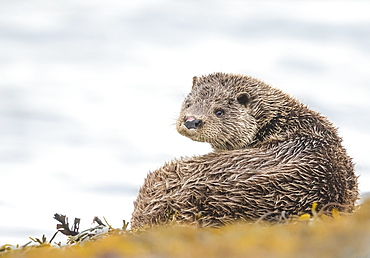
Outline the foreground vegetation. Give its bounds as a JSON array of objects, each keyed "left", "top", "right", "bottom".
[{"left": 1, "top": 200, "right": 370, "bottom": 258}]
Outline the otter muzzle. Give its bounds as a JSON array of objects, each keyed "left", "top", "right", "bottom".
[{"left": 184, "top": 116, "right": 203, "bottom": 129}]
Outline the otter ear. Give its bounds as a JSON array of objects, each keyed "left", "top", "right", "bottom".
[
  {"left": 192, "top": 76, "right": 199, "bottom": 90},
  {"left": 236, "top": 92, "right": 250, "bottom": 106}
]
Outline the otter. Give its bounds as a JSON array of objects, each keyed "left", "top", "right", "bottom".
[{"left": 131, "top": 73, "right": 358, "bottom": 228}]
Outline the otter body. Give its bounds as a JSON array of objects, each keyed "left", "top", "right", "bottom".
[{"left": 131, "top": 73, "right": 358, "bottom": 228}]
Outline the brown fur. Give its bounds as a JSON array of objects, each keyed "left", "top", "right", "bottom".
[{"left": 131, "top": 73, "right": 358, "bottom": 228}]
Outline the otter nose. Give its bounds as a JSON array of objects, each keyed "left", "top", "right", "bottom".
[{"left": 184, "top": 116, "right": 203, "bottom": 129}]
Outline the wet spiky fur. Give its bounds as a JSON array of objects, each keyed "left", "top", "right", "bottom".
[{"left": 131, "top": 73, "right": 358, "bottom": 228}]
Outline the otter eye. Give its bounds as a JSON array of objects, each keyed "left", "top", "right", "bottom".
[{"left": 215, "top": 109, "right": 224, "bottom": 117}]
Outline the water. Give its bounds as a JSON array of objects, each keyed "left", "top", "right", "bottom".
[{"left": 1, "top": 0, "right": 369, "bottom": 245}]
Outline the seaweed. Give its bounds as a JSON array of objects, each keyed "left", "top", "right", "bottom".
[
  {"left": 0, "top": 201, "right": 369, "bottom": 257},
  {"left": 53, "top": 213, "right": 80, "bottom": 236}
]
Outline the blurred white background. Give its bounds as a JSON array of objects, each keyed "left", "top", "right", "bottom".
[{"left": 1, "top": 0, "right": 369, "bottom": 245}]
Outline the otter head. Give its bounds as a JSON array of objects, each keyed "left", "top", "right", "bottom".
[{"left": 176, "top": 73, "right": 264, "bottom": 151}]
